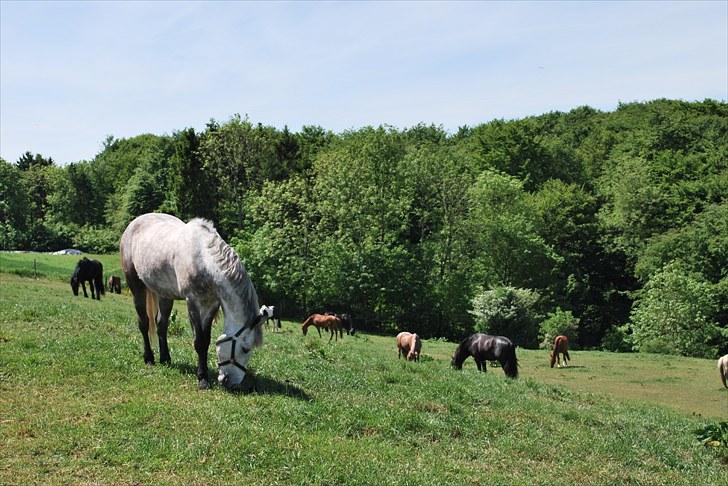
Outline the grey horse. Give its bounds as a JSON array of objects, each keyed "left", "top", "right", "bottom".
[{"left": 120, "top": 213, "right": 271, "bottom": 390}]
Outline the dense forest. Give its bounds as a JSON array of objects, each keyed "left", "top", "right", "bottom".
[{"left": 1, "top": 99, "right": 726, "bottom": 356}]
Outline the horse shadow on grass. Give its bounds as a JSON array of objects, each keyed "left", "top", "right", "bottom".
[{"left": 169, "top": 362, "right": 311, "bottom": 400}]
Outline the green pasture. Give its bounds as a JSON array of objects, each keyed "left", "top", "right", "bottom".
[
  {"left": 0, "top": 251, "right": 124, "bottom": 284},
  {"left": 1, "top": 268, "right": 727, "bottom": 484}
]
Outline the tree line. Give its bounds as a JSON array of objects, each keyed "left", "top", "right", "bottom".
[{"left": 1, "top": 99, "right": 726, "bottom": 357}]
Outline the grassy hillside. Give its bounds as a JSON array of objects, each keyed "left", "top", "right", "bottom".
[
  {"left": 0, "top": 251, "right": 124, "bottom": 283},
  {"left": 1, "top": 271, "right": 726, "bottom": 484}
]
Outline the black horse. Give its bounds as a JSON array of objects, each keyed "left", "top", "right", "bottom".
[
  {"left": 325, "top": 311, "right": 354, "bottom": 337},
  {"left": 451, "top": 333, "right": 518, "bottom": 378},
  {"left": 339, "top": 313, "right": 354, "bottom": 336},
  {"left": 70, "top": 258, "right": 104, "bottom": 300}
]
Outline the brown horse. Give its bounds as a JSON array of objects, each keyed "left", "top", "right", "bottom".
[
  {"left": 302, "top": 313, "right": 343, "bottom": 342},
  {"left": 107, "top": 275, "right": 122, "bottom": 294},
  {"left": 718, "top": 354, "right": 728, "bottom": 389},
  {"left": 550, "top": 335, "right": 571, "bottom": 368},
  {"left": 396, "top": 332, "right": 422, "bottom": 361}
]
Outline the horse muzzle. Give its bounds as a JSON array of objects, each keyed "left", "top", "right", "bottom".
[{"left": 219, "top": 371, "right": 255, "bottom": 393}]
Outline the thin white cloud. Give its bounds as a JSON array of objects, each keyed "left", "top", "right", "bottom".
[{"left": 1, "top": 1, "right": 726, "bottom": 164}]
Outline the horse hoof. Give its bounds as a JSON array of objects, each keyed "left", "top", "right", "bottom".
[{"left": 198, "top": 379, "right": 210, "bottom": 390}]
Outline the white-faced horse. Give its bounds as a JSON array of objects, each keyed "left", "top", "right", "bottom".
[{"left": 120, "top": 213, "right": 272, "bottom": 390}]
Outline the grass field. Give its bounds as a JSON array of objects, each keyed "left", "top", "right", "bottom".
[{"left": 1, "top": 254, "right": 727, "bottom": 484}]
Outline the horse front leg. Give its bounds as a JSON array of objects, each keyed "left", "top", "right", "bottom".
[
  {"left": 189, "top": 304, "right": 215, "bottom": 390},
  {"left": 316, "top": 326, "right": 322, "bottom": 338},
  {"left": 81, "top": 281, "right": 89, "bottom": 298}
]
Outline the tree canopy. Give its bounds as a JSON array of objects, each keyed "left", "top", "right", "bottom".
[{"left": 2, "top": 99, "right": 726, "bottom": 355}]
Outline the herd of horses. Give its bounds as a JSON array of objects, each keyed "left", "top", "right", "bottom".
[{"left": 67, "top": 213, "right": 728, "bottom": 392}]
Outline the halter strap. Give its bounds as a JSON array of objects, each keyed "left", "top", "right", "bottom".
[{"left": 214, "top": 313, "right": 265, "bottom": 371}]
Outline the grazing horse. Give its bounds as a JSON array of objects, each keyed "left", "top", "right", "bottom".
[
  {"left": 451, "top": 333, "right": 518, "bottom": 378},
  {"left": 396, "top": 332, "right": 422, "bottom": 361},
  {"left": 70, "top": 257, "right": 104, "bottom": 300},
  {"left": 264, "top": 305, "right": 282, "bottom": 332},
  {"left": 120, "top": 213, "right": 272, "bottom": 391},
  {"left": 339, "top": 313, "right": 354, "bottom": 336},
  {"left": 107, "top": 275, "right": 122, "bottom": 294},
  {"left": 326, "top": 312, "right": 354, "bottom": 338},
  {"left": 302, "top": 313, "right": 343, "bottom": 342},
  {"left": 550, "top": 335, "right": 571, "bottom": 368},
  {"left": 719, "top": 354, "right": 728, "bottom": 389}
]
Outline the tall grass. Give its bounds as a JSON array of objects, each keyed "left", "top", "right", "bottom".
[{"left": 1, "top": 271, "right": 726, "bottom": 484}]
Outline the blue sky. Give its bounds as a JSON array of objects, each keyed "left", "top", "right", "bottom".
[{"left": 1, "top": 1, "right": 726, "bottom": 165}]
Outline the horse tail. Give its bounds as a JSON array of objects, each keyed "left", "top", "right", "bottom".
[
  {"left": 503, "top": 343, "right": 519, "bottom": 378},
  {"left": 146, "top": 291, "right": 159, "bottom": 346}
]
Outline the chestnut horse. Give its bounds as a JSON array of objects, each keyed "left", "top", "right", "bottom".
[
  {"left": 718, "top": 354, "right": 728, "bottom": 389},
  {"left": 302, "top": 313, "right": 343, "bottom": 342},
  {"left": 550, "top": 335, "right": 571, "bottom": 368},
  {"left": 396, "top": 332, "right": 422, "bottom": 361}
]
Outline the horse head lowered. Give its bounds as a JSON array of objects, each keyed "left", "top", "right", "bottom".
[{"left": 121, "top": 213, "right": 267, "bottom": 391}]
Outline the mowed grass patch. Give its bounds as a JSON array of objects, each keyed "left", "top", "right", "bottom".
[{"left": 0, "top": 272, "right": 726, "bottom": 484}]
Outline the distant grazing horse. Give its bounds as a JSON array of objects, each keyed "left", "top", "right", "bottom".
[
  {"left": 107, "top": 275, "right": 122, "bottom": 294},
  {"left": 339, "top": 313, "right": 354, "bottom": 336},
  {"left": 719, "top": 354, "right": 728, "bottom": 389},
  {"left": 326, "top": 312, "right": 354, "bottom": 338},
  {"left": 451, "top": 333, "right": 518, "bottom": 378},
  {"left": 396, "top": 332, "right": 422, "bottom": 362},
  {"left": 302, "top": 313, "right": 343, "bottom": 342},
  {"left": 550, "top": 335, "right": 571, "bottom": 368},
  {"left": 121, "top": 213, "right": 272, "bottom": 390},
  {"left": 70, "top": 257, "right": 104, "bottom": 300},
  {"left": 264, "top": 305, "right": 282, "bottom": 332}
]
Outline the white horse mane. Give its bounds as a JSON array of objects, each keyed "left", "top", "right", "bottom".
[
  {"left": 188, "top": 218, "right": 260, "bottom": 327},
  {"left": 189, "top": 218, "right": 247, "bottom": 286}
]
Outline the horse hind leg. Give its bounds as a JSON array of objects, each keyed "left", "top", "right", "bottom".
[
  {"left": 156, "top": 298, "right": 174, "bottom": 364},
  {"left": 131, "top": 285, "right": 155, "bottom": 365}
]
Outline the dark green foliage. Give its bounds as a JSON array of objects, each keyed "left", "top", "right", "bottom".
[
  {"left": 695, "top": 421, "right": 728, "bottom": 464},
  {"left": 470, "top": 286, "right": 541, "bottom": 347}
]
